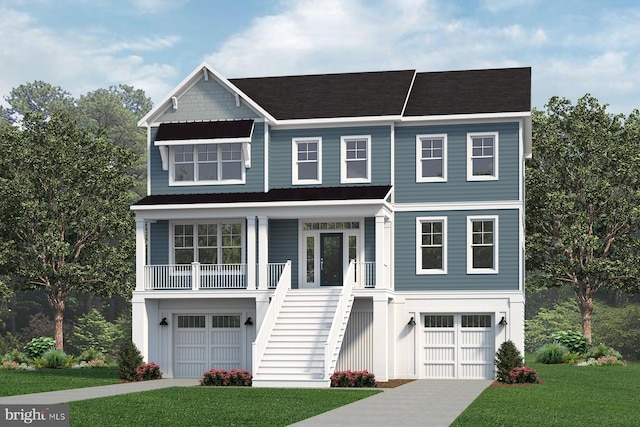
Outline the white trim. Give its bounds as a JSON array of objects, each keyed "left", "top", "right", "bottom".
[
  {"left": 341, "top": 135, "right": 372, "bottom": 184},
  {"left": 467, "top": 132, "right": 499, "bottom": 181},
  {"left": 155, "top": 137, "right": 252, "bottom": 146},
  {"left": 400, "top": 111, "right": 531, "bottom": 124},
  {"left": 416, "top": 216, "right": 447, "bottom": 275},
  {"left": 169, "top": 219, "right": 245, "bottom": 265},
  {"left": 292, "top": 137, "right": 322, "bottom": 185},
  {"left": 394, "top": 201, "right": 522, "bottom": 212},
  {"left": 168, "top": 144, "right": 246, "bottom": 186},
  {"left": 416, "top": 134, "right": 447, "bottom": 183},
  {"left": 467, "top": 215, "right": 499, "bottom": 274}
]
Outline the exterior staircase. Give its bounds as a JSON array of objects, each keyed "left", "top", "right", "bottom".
[{"left": 252, "top": 288, "right": 354, "bottom": 388}]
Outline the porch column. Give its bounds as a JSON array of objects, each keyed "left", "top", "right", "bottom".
[
  {"left": 246, "top": 216, "right": 257, "bottom": 290},
  {"left": 372, "top": 294, "right": 389, "bottom": 381},
  {"left": 257, "top": 216, "right": 269, "bottom": 290},
  {"left": 375, "top": 215, "right": 386, "bottom": 289},
  {"left": 131, "top": 294, "right": 149, "bottom": 361},
  {"left": 135, "top": 217, "right": 146, "bottom": 292}
]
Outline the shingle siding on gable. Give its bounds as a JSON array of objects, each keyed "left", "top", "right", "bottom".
[
  {"left": 157, "top": 78, "right": 259, "bottom": 123},
  {"left": 394, "top": 122, "right": 521, "bottom": 203}
]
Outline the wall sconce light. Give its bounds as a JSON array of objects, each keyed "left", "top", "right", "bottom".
[
  {"left": 408, "top": 316, "right": 416, "bottom": 326},
  {"left": 159, "top": 317, "right": 168, "bottom": 326},
  {"left": 499, "top": 316, "right": 508, "bottom": 326},
  {"left": 244, "top": 317, "right": 253, "bottom": 326}
]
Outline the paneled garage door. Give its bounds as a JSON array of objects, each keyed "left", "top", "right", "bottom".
[
  {"left": 174, "top": 314, "right": 243, "bottom": 378},
  {"left": 421, "top": 314, "right": 495, "bottom": 379}
]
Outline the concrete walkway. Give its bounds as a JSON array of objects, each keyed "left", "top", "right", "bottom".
[{"left": 0, "top": 378, "right": 490, "bottom": 426}]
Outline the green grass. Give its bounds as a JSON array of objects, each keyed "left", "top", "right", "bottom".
[
  {"left": 69, "top": 387, "right": 380, "bottom": 427},
  {"left": 0, "top": 367, "right": 120, "bottom": 396},
  {"left": 452, "top": 361, "right": 640, "bottom": 427}
]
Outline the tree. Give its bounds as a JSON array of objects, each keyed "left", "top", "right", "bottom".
[
  {"left": 526, "top": 94, "right": 640, "bottom": 339},
  {"left": 0, "top": 112, "right": 136, "bottom": 350},
  {"left": 2, "top": 81, "right": 75, "bottom": 123}
]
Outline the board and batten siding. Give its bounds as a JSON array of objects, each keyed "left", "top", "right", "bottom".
[
  {"left": 394, "top": 209, "right": 520, "bottom": 291},
  {"left": 269, "top": 126, "right": 391, "bottom": 188},
  {"left": 394, "top": 122, "right": 521, "bottom": 203},
  {"left": 149, "top": 122, "right": 265, "bottom": 195},
  {"left": 336, "top": 299, "right": 373, "bottom": 372},
  {"left": 149, "top": 220, "right": 169, "bottom": 265},
  {"left": 364, "top": 217, "right": 376, "bottom": 263},
  {"left": 268, "top": 219, "right": 299, "bottom": 288}
]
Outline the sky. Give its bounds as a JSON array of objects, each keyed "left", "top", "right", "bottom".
[{"left": 1, "top": 0, "right": 639, "bottom": 114}]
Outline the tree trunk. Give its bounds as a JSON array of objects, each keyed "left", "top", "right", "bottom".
[
  {"left": 577, "top": 296, "right": 594, "bottom": 341},
  {"left": 52, "top": 300, "right": 65, "bottom": 350}
]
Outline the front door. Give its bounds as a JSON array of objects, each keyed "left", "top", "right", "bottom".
[{"left": 320, "top": 233, "right": 343, "bottom": 286}]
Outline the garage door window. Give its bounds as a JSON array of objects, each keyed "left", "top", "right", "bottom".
[
  {"left": 461, "top": 315, "right": 492, "bottom": 327},
  {"left": 177, "top": 315, "right": 205, "bottom": 328},
  {"left": 211, "top": 315, "right": 241, "bottom": 328},
  {"left": 424, "top": 315, "right": 454, "bottom": 328}
]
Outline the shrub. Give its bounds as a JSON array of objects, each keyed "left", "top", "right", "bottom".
[
  {"left": 535, "top": 343, "right": 568, "bottom": 364},
  {"left": 495, "top": 340, "right": 524, "bottom": 383},
  {"left": 79, "top": 348, "right": 105, "bottom": 363},
  {"left": 117, "top": 341, "right": 143, "bottom": 381},
  {"left": 200, "top": 369, "right": 252, "bottom": 386},
  {"left": 586, "top": 343, "right": 622, "bottom": 360},
  {"left": 525, "top": 299, "right": 581, "bottom": 352},
  {"left": 330, "top": 370, "right": 377, "bottom": 388},
  {"left": 2, "top": 349, "right": 29, "bottom": 364},
  {"left": 2, "top": 360, "right": 30, "bottom": 370},
  {"left": 42, "top": 349, "right": 68, "bottom": 368},
  {"left": 551, "top": 330, "right": 590, "bottom": 354},
  {"left": 23, "top": 337, "right": 55, "bottom": 359},
  {"left": 0, "top": 333, "right": 22, "bottom": 356},
  {"left": 509, "top": 366, "right": 540, "bottom": 384},
  {"left": 136, "top": 362, "right": 163, "bottom": 381},
  {"left": 577, "top": 355, "right": 627, "bottom": 366},
  {"left": 69, "top": 309, "right": 118, "bottom": 357}
]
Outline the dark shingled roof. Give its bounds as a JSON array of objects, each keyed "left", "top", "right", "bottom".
[
  {"left": 230, "top": 70, "right": 415, "bottom": 120},
  {"left": 155, "top": 119, "right": 254, "bottom": 141},
  {"left": 133, "top": 185, "right": 392, "bottom": 206},
  {"left": 404, "top": 67, "right": 531, "bottom": 116}
]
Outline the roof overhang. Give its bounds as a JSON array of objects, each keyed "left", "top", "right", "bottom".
[{"left": 153, "top": 120, "right": 255, "bottom": 146}]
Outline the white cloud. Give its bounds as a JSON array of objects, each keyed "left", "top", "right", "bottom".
[{"left": 480, "top": 0, "right": 536, "bottom": 13}]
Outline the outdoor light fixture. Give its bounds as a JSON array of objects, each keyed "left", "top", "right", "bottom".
[
  {"left": 408, "top": 317, "right": 416, "bottom": 326},
  {"left": 159, "top": 317, "right": 168, "bottom": 326},
  {"left": 244, "top": 317, "right": 253, "bottom": 326},
  {"left": 499, "top": 316, "right": 508, "bottom": 326}
]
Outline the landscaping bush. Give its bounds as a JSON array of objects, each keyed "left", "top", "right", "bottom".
[
  {"left": 577, "top": 356, "right": 626, "bottom": 366},
  {"left": 495, "top": 340, "right": 524, "bottom": 383},
  {"left": 551, "top": 330, "right": 590, "bottom": 353},
  {"left": 117, "top": 341, "right": 143, "bottom": 381},
  {"left": 200, "top": 369, "right": 252, "bottom": 386},
  {"left": 509, "top": 366, "right": 540, "bottom": 384},
  {"left": 79, "top": 348, "right": 106, "bottom": 363},
  {"left": 2, "top": 349, "right": 29, "bottom": 364},
  {"left": 0, "top": 332, "right": 22, "bottom": 356},
  {"left": 42, "top": 349, "right": 68, "bottom": 368},
  {"left": 136, "top": 362, "right": 163, "bottom": 381},
  {"left": 69, "top": 309, "right": 119, "bottom": 357},
  {"left": 330, "top": 370, "right": 377, "bottom": 388},
  {"left": 535, "top": 342, "right": 568, "bottom": 364},
  {"left": 585, "top": 343, "right": 622, "bottom": 360},
  {"left": 23, "top": 337, "right": 55, "bottom": 359}
]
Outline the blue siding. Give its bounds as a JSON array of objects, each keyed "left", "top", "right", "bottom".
[
  {"left": 394, "top": 122, "right": 520, "bottom": 203},
  {"left": 268, "top": 219, "right": 299, "bottom": 288},
  {"left": 394, "top": 209, "right": 520, "bottom": 291},
  {"left": 150, "top": 122, "right": 265, "bottom": 195},
  {"left": 149, "top": 221, "right": 169, "bottom": 265},
  {"left": 269, "top": 126, "right": 391, "bottom": 188},
  {"left": 364, "top": 217, "right": 375, "bottom": 263}
]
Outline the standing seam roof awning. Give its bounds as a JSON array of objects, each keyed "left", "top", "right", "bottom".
[{"left": 154, "top": 120, "right": 254, "bottom": 145}]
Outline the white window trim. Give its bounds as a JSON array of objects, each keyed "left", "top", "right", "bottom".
[
  {"left": 467, "top": 132, "right": 499, "bottom": 181},
  {"left": 416, "top": 216, "right": 447, "bottom": 275},
  {"left": 170, "top": 220, "right": 245, "bottom": 264},
  {"left": 168, "top": 144, "right": 246, "bottom": 186},
  {"left": 467, "top": 215, "right": 499, "bottom": 274},
  {"left": 340, "top": 135, "right": 371, "bottom": 184},
  {"left": 292, "top": 137, "right": 322, "bottom": 185},
  {"left": 416, "top": 134, "right": 447, "bottom": 183}
]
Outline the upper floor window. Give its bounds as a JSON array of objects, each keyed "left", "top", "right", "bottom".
[
  {"left": 416, "top": 134, "right": 447, "bottom": 182},
  {"left": 467, "top": 216, "right": 498, "bottom": 274},
  {"left": 341, "top": 135, "right": 371, "bottom": 183},
  {"left": 292, "top": 137, "right": 322, "bottom": 185},
  {"left": 467, "top": 132, "right": 498, "bottom": 181},
  {"left": 416, "top": 217, "right": 447, "bottom": 274},
  {"left": 171, "top": 143, "right": 244, "bottom": 185},
  {"left": 173, "top": 221, "right": 243, "bottom": 264}
]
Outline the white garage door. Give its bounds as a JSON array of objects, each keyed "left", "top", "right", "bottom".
[
  {"left": 422, "top": 314, "right": 495, "bottom": 379},
  {"left": 174, "top": 314, "right": 243, "bottom": 378}
]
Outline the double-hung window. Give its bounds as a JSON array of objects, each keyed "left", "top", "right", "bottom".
[
  {"left": 341, "top": 135, "right": 371, "bottom": 183},
  {"left": 416, "top": 217, "right": 447, "bottom": 274},
  {"left": 416, "top": 134, "right": 447, "bottom": 182},
  {"left": 467, "top": 132, "right": 498, "bottom": 180},
  {"left": 292, "top": 137, "right": 322, "bottom": 184},
  {"left": 467, "top": 216, "right": 498, "bottom": 274},
  {"left": 171, "top": 143, "right": 244, "bottom": 185},
  {"left": 173, "top": 221, "right": 243, "bottom": 265}
]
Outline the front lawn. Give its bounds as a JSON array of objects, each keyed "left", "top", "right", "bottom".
[
  {"left": 70, "top": 387, "right": 380, "bottom": 426},
  {"left": 0, "top": 367, "right": 120, "bottom": 396},
  {"left": 452, "top": 361, "right": 640, "bottom": 426}
]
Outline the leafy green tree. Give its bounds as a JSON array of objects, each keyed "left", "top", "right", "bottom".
[
  {"left": 0, "top": 112, "right": 135, "bottom": 350},
  {"left": 2, "top": 81, "right": 75, "bottom": 123},
  {"left": 526, "top": 94, "right": 640, "bottom": 340},
  {"left": 70, "top": 309, "right": 118, "bottom": 356},
  {"left": 525, "top": 300, "right": 582, "bottom": 352}
]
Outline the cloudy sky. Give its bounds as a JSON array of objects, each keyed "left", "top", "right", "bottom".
[{"left": 1, "top": 0, "right": 639, "bottom": 113}]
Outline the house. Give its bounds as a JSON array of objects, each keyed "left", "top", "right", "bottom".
[{"left": 131, "top": 63, "right": 531, "bottom": 387}]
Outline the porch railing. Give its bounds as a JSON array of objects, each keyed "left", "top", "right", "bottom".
[
  {"left": 265, "top": 262, "right": 288, "bottom": 289},
  {"left": 144, "top": 263, "right": 247, "bottom": 290},
  {"left": 354, "top": 262, "right": 376, "bottom": 288}
]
